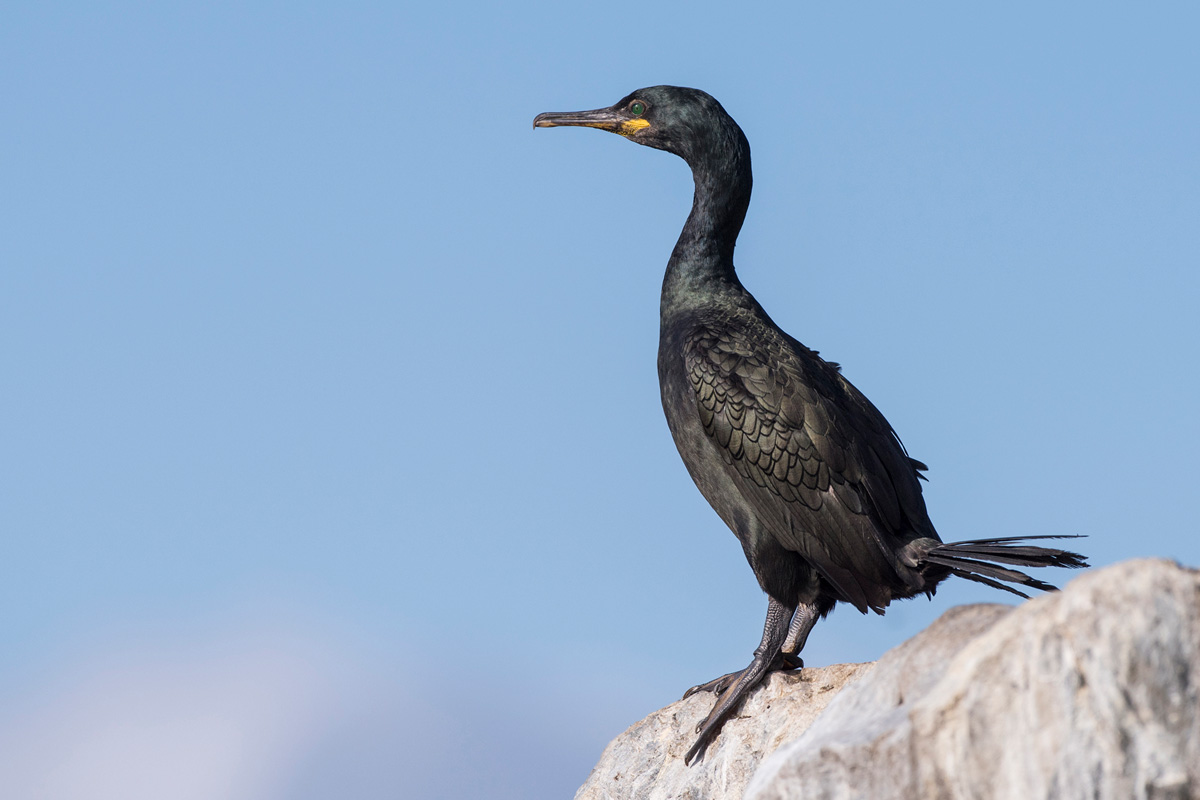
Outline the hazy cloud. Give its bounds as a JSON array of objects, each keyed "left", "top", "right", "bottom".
[{"left": 0, "top": 620, "right": 605, "bottom": 799}]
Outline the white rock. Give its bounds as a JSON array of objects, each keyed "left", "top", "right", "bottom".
[
  {"left": 573, "top": 662, "right": 871, "bottom": 800},
  {"left": 574, "top": 559, "right": 1200, "bottom": 800},
  {"left": 749, "top": 558, "right": 1200, "bottom": 800}
]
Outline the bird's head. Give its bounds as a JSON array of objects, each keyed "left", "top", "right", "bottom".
[{"left": 534, "top": 85, "right": 744, "bottom": 167}]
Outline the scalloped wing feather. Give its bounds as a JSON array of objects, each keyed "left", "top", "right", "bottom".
[{"left": 684, "top": 318, "right": 934, "bottom": 612}]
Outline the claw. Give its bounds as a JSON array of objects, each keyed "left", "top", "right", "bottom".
[
  {"left": 684, "top": 652, "right": 802, "bottom": 701},
  {"left": 682, "top": 597, "right": 804, "bottom": 764},
  {"left": 682, "top": 670, "right": 740, "bottom": 699},
  {"left": 684, "top": 653, "right": 803, "bottom": 763}
]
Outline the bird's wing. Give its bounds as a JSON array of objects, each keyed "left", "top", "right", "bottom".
[{"left": 683, "top": 318, "right": 933, "bottom": 612}]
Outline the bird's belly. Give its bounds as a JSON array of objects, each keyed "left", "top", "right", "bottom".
[{"left": 658, "top": 357, "right": 819, "bottom": 600}]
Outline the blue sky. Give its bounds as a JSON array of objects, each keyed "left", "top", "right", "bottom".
[{"left": 3, "top": 2, "right": 1198, "bottom": 797}]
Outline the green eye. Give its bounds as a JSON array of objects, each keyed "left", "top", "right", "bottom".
[{"left": 630, "top": 101, "right": 645, "bottom": 116}]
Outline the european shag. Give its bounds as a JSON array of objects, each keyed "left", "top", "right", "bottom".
[{"left": 534, "top": 86, "right": 1088, "bottom": 765}]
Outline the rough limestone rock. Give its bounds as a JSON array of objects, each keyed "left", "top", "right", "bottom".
[
  {"left": 574, "top": 662, "right": 871, "bottom": 800},
  {"left": 574, "top": 559, "right": 1200, "bottom": 800},
  {"left": 749, "top": 559, "right": 1200, "bottom": 800}
]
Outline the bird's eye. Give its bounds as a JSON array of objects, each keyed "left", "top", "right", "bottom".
[{"left": 630, "top": 101, "right": 646, "bottom": 116}]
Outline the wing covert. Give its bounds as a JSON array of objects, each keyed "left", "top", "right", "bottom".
[{"left": 683, "top": 318, "right": 932, "bottom": 611}]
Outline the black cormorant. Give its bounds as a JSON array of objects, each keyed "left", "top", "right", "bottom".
[{"left": 533, "top": 86, "right": 1087, "bottom": 765}]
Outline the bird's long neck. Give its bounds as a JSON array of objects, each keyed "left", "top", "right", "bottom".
[{"left": 662, "top": 132, "right": 753, "bottom": 308}]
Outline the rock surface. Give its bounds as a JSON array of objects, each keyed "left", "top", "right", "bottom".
[
  {"left": 574, "top": 559, "right": 1200, "bottom": 800},
  {"left": 574, "top": 661, "right": 872, "bottom": 800}
]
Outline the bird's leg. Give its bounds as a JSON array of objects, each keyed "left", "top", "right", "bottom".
[
  {"left": 683, "top": 601, "right": 817, "bottom": 699},
  {"left": 778, "top": 601, "right": 819, "bottom": 669},
  {"left": 683, "top": 596, "right": 795, "bottom": 765}
]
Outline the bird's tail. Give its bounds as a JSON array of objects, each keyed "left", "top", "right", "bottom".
[{"left": 917, "top": 536, "right": 1089, "bottom": 598}]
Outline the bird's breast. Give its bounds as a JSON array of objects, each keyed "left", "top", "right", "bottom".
[{"left": 657, "top": 324, "right": 754, "bottom": 540}]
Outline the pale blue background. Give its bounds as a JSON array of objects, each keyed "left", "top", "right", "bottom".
[{"left": 3, "top": 3, "right": 1198, "bottom": 797}]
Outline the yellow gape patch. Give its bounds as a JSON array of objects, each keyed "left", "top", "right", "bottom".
[{"left": 618, "top": 118, "right": 650, "bottom": 137}]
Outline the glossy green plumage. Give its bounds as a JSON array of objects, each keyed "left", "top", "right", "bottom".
[{"left": 535, "top": 85, "right": 1087, "bottom": 765}]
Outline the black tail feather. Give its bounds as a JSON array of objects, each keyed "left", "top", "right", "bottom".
[
  {"left": 940, "top": 567, "right": 1036, "bottom": 599},
  {"left": 946, "top": 535, "right": 1089, "bottom": 569},
  {"left": 950, "top": 535, "right": 1085, "bottom": 546},
  {"left": 941, "top": 545, "right": 1088, "bottom": 570},
  {"left": 921, "top": 536, "right": 1089, "bottom": 598},
  {"left": 922, "top": 553, "right": 1060, "bottom": 594},
  {"left": 944, "top": 548, "right": 1074, "bottom": 568}
]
